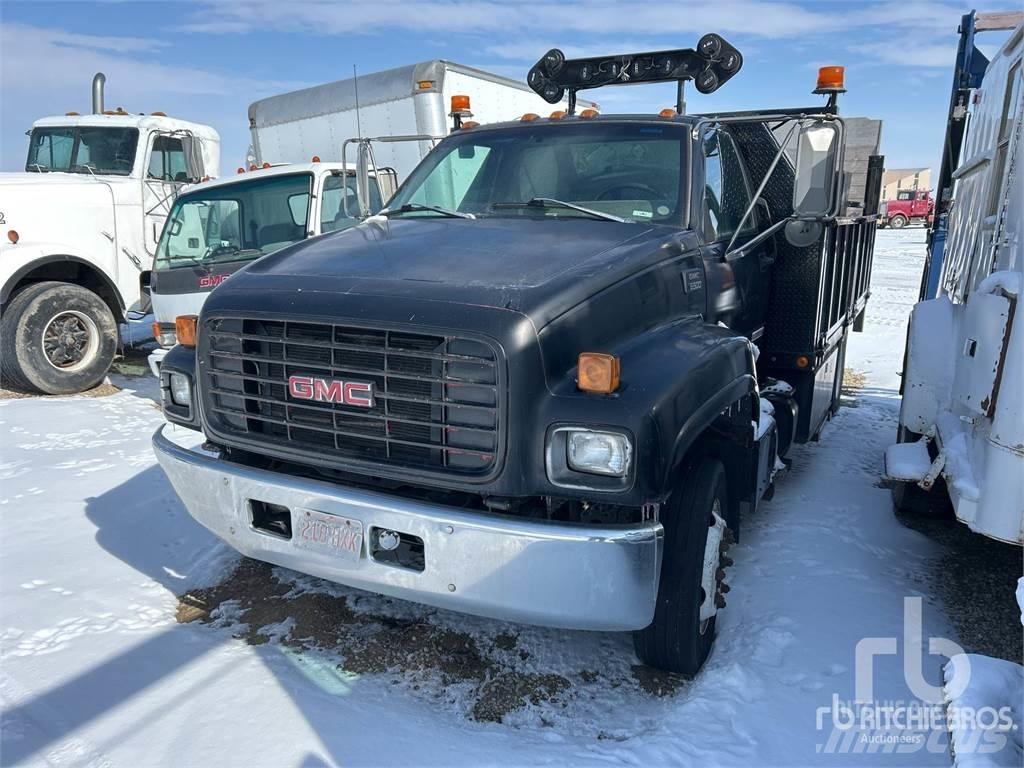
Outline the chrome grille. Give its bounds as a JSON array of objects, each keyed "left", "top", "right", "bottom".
[{"left": 202, "top": 317, "right": 501, "bottom": 475}]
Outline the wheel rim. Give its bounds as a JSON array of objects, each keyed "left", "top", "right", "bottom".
[
  {"left": 699, "top": 498, "right": 726, "bottom": 635},
  {"left": 41, "top": 310, "right": 100, "bottom": 373}
]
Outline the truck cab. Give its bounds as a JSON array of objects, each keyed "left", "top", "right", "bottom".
[
  {"left": 880, "top": 188, "right": 934, "bottom": 228},
  {"left": 146, "top": 161, "right": 392, "bottom": 374},
  {"left": 0, "top": 73, "right": 219, "bottom": 394},
  {"left": 154, "top": 38, "right": 881, "bottom": 675}
]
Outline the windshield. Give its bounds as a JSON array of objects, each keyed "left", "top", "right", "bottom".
[
  {"left": 155, "top": 173, "right": 312, "bottom": 271},
  {"left": 26, "top": 127, "right": 139, "bottom": 175},
  {"left": 388, "top": 122, "right": 688, "bottom": 224}
]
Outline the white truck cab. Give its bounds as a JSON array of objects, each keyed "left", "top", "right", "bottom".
[
  {"left": 0, "top": 73, "right": 219, "bottom": 394},
  {"left": 146, "top": 161, "right": 390, "bottom": 374}
]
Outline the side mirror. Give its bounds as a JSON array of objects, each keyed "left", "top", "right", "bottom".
[
  {"left": 180, "top": 135, "right": 204, "bottom": 182},
  {"left": 355, "top": 142, "right": 372, "bottom": 219},
  {"left": 139, "top": 270, "right": 152, "bottom": 297},
  {"left": 792, "top": 121, "right": 841, "bottom": 217}
]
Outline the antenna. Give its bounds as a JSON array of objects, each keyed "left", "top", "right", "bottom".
[{"left": 352, "top": 64, "right": 363, "bottom": 140}]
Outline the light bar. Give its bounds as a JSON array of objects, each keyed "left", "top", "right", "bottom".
[{"left": 527, "top": 34, "right": 743, "bottom": 104}]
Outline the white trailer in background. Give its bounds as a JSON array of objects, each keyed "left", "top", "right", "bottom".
[
  {"left": 887, "top": 12, "right": 1024, "bottom": 544},
  {"left": 248, "top": 60, "right": 595, "bottom": 179}
]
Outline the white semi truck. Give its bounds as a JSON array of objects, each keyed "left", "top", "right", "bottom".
[
  {"left": 0, "top": 74, "right": 219, "bottom": 394},
  {"left": 145, "top": 61, "right": 590, "bottom": 373},
  {"left": 887, "top": 11, "right": 1023, "bottom": 544}
]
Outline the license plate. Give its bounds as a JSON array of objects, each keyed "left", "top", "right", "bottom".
[{"left": 293, "top": 509, "right": 363, "bottom": 562}]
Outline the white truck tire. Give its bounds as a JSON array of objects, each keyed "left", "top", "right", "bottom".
[{"left": 1, "top": 281, "right": 118, "bottom": 394}]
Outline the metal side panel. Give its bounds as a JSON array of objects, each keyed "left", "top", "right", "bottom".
[
  {"left": 900, "top": 296, "right": 956, "bottom": 434},
  {"left": 952, "top": 291, "right": 1012, "bottom": 417}
]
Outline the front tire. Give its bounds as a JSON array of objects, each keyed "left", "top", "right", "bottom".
[
  {"left": 889, "top": 213, "right": 908, "bottom": 229},
  {"left": 634, "top": 458, "right": 730, "bottom": 675},
  {"left": 0, "top": 281, "right": 118, "bottom": 394}
]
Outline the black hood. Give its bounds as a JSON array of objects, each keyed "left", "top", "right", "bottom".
[{"left": 227, "top": 216, "right": 677, "bottom": 323}]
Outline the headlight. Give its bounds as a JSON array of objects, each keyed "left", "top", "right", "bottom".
[
  {"left": 566, "top": 430, "right": 632, "bottom": 477},
  {"left": 168, "top": 372, "right": 192, "bottom": 408}
]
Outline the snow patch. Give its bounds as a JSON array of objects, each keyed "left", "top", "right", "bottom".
[{"left": 944, "top": 654, "right": 1023, "bottom": 767}]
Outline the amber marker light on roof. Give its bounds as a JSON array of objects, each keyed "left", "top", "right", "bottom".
[{"left": 815, "top": 66, "right": 846, "bottom": 93}]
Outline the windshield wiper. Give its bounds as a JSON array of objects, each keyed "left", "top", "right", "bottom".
[
  {"left": 380, "top": 203, "right": 475, "bottom": 220},
  {"left": 491, "top": 198, "right": 629, "bottom": 223},
  {"left": 27, "top": 163, "right": 48, "bottom": 173}
]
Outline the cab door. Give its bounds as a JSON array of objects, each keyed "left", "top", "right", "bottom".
[
  {"left": 699, "top": 127, "right": 769, "bottom": 338},
  {"left": 315, "top": 173, "right": 384, "bottom": 235},
  {"left": 143, "top": 134, "right": 191, "bottom": 257}
]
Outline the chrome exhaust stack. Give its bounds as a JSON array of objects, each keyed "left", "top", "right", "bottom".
[{"left": 92, "top": 73, "right": 106, "bottom": 114}]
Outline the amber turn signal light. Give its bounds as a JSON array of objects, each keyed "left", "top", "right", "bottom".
[
  {"left": 175, "top": 315, "right": 199, "bottom": 348},
  {"left": 7, "top": 230, "right": 18, "bottom": 244},
  {"left": 578, "top": 353, "right": 620, "bottom": 394}
]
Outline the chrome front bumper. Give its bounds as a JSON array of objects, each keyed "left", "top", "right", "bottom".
[{"left": 153, "top": 426, "right": 663, "bottom": 631}]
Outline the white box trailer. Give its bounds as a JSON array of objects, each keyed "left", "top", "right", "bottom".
[{"left": 248, "top": 60, "right": 595, "bottom": 181}]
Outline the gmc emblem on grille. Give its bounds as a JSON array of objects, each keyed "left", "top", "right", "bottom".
[{"left": 288, "top": 375, "right": 374, "bottom": 407}]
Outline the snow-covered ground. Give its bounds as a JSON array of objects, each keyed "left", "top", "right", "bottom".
[{"left": 0, "top": 230, "right": 1016, "bottom": 767}]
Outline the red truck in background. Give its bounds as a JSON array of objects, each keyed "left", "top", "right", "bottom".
[{"left": 879, "top": 189, "right": 934, "bottom": 228}]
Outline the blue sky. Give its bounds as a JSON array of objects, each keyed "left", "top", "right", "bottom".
[{"left": 0, "top": 0, "right": 1014, "bottom": 179}]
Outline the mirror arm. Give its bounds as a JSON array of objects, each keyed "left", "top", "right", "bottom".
[
  {"left": 725, "top": 217, "right": 789, "bottom": 260},
  {"left": 725, "top": 121, "right": 800, "bottom": 253}
]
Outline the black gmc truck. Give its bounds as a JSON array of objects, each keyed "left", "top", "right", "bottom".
[{"left": 154, "top": 37, "right": 881, "bottom": 675}]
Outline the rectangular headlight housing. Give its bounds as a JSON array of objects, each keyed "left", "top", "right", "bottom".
[
  {"left": 168, "top": 372, "right": 192, "bottom": 408},
  {"left": 566, "top": 430, "right": 632, "bottom": 477}
]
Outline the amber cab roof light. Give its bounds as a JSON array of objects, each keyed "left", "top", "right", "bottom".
[{"left": 814, "top": 65, "right": 846, "bottom": 94}]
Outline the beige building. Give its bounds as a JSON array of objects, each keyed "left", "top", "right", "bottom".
[{"left": 882, "top": 167, "right": 932, "bottom": 201}]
